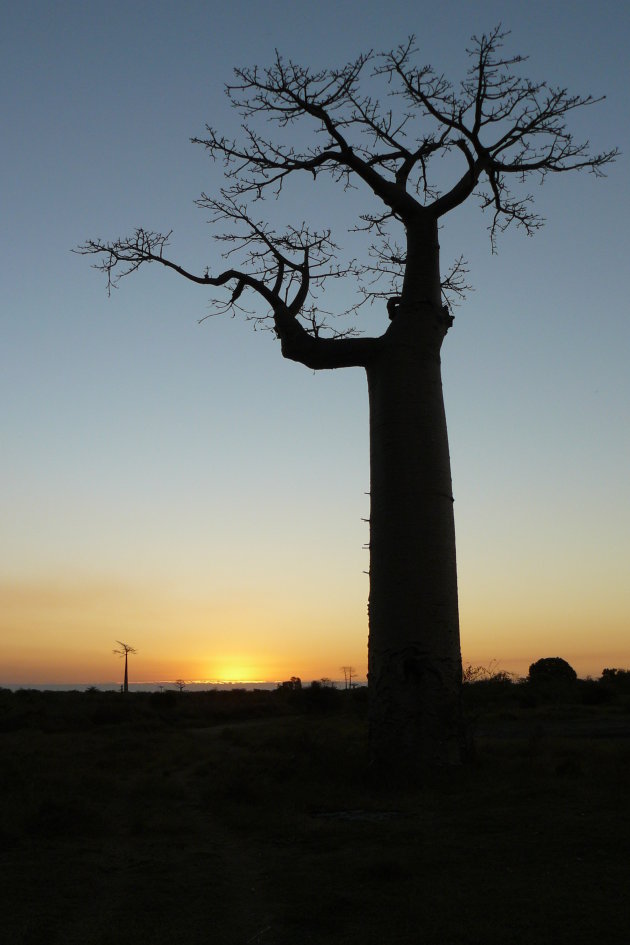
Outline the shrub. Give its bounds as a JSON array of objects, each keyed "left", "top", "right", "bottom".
[
  {"left": 601, "top": 668, "right": 630, "bottom": 692},
  {"left": 528, "top": 657, "right": 577, "bottom": 684}
]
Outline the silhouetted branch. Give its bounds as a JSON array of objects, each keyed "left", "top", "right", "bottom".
[
  {"left": 81, "top": 29, "right": 616, "bottom": 337},
  {"left": 352, "top": 236, "right": 470, "bottom": 312},
  {"left": 78, "top": 210, "right": 379, "bottom": 369},
  {"left": 113, "top": 641, "right": 137, "bottom": 657},
  {"left": 379, "top": 26, "right": 617, "bottom": 242}
]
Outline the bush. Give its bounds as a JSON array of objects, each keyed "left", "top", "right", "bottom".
[
  {"left": 578, "top": 678, "right": 613, "bottom": 706},
  {"left": 601, "top": 668, "right": 630, "bottom": 692},
  {"left": 528, "top": 657, "right": 577, "bottom": 684}
]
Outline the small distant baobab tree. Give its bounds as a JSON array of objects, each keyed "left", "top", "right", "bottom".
[
  {"left": 113, "top": 641, "right": 137, "bottom": 694},
  {"left": 82, "top": 29, "right": 616, "bottom": 777}
]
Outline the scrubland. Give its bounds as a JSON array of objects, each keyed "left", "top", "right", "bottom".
[{"left": 1, "top": 679, "right": 629, "bottom": 944}]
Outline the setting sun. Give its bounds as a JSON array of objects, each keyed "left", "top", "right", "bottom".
[{"left": 210, "top": 664, "right": 267, "bottom": 685}]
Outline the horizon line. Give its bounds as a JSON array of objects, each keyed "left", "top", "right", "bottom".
[{"left": 0, "top": 677, "right": 365, "bottom": 690}]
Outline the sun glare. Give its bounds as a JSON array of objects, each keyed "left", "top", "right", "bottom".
[{"left": 212, "top": 663, "right": 266, "bottom": 684}]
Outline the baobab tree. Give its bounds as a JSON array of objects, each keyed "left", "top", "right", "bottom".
[
  {"left": 81, "top": 29, "right": 616, "bottom": 776},
  {"left": 113, "top": 640, "right": 137, "bottom": 693}
]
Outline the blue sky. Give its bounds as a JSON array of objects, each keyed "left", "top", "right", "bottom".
[{"left": 1, "top": 0, "right": 629, "bottom": 684}]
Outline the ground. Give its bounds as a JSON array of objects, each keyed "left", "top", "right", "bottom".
[{"left": 1, "top": 687, "right": 629, "bottom": 944}]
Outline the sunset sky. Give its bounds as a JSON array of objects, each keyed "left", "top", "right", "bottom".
[{"left": 2, "top": 0, "right": 629, "bottom": 687}]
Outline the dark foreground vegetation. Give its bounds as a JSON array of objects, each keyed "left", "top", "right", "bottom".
[{"left": 1, "top": 677, "right": 629, "bottom": 944}]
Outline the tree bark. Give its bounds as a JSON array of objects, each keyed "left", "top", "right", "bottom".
[{"left": 366, "top": 300, "right": 465, "bottom": 776}]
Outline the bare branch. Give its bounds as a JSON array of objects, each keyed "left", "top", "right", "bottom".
[
  {"left": 441, "top": 255, "right": 473, "bottom": 310},
  {"left": 113, "top": 641, "right": 137, "bottom": 656},
  {"left": 77, "top": 228, "right": 280, "bottom": 308},
  {"left": 192, "top": 51, "right": 425, "bottom": 222},
  {"left": 378, "top": 26, "right": 618, "bottom": 235},
  {"left": 81, "top": 29, "right": 617, "bottom": 344},
  {"left": 78, "top": 204, "right": 379, "bottom": 367}
]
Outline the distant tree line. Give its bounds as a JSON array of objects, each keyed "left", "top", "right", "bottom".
[{"left": 2, "top": 662, "right": 629, "bottom": 733}]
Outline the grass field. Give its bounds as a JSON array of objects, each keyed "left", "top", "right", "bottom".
[{"left": 1, "top": 685, "right": 629, "bottom": 944}]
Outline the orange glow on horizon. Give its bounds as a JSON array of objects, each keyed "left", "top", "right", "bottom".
[{"left": 1, "top": 573, "right": 628, "bottom": 687}]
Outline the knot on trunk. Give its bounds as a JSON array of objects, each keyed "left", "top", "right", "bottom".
[
  {"left": 438, "top": 305, "right": 454, "bottom": 331},
  {"left": 381, "top": 301, "right": 454, "bottom": 359},
  {"left": 387, "top": 297, "right": 453, "bottom": 331}
]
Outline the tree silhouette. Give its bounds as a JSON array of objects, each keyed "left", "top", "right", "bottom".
[
  {"left": 341, "top": 666, "right": 357, "bottom": 690},
  {"left": 113, "top": 641, "right": 137, "bottom": 694},
  {"left": 528, "top": 657, "right": 577, "bottom": 684},
  {"left": 81, "top": 29, "right": 616, "bottom": 776}
]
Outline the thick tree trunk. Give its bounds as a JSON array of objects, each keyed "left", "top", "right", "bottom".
[
  {"left": 276, "top": 215, "right": 465, "bottom": 777},
  {"left": 366, "top": 300, "right": 465, "bottom": 777}
]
